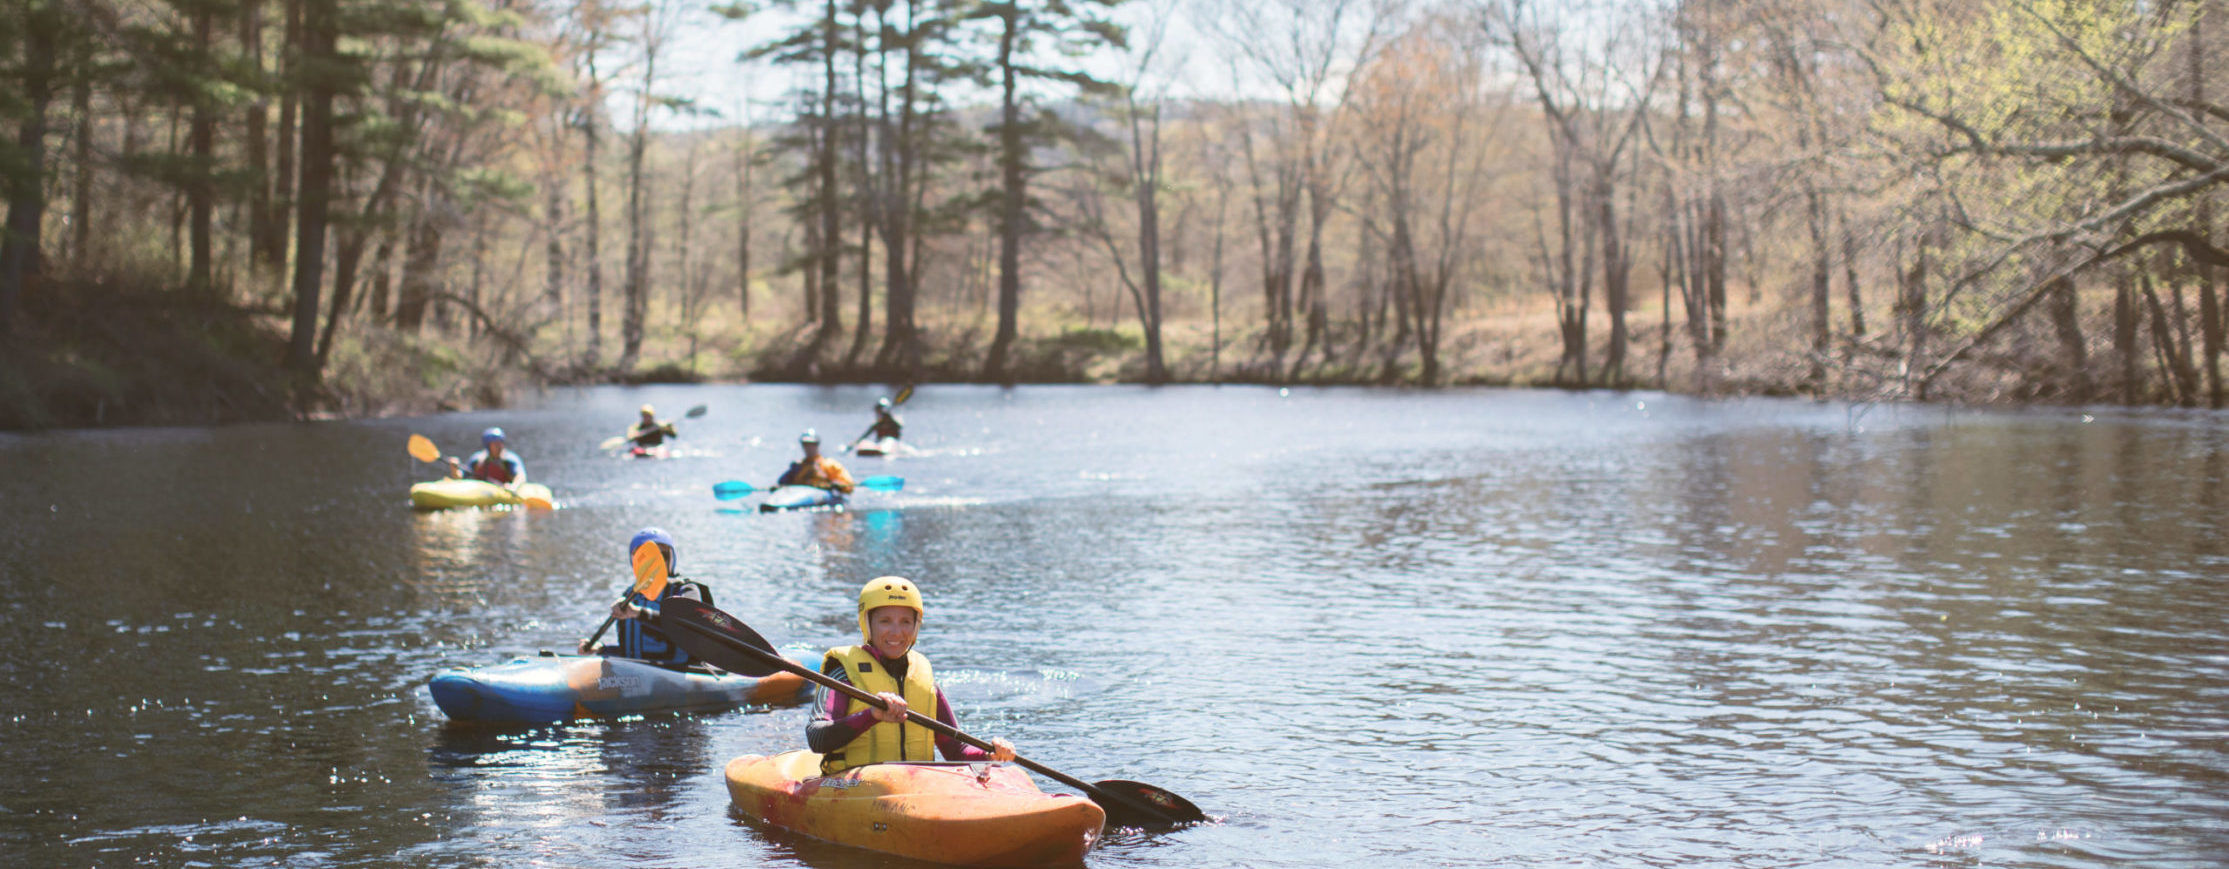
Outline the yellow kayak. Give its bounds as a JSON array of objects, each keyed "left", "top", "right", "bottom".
[
  {"left": 409, "top": 479, "right": 555, "bottom": 510},
  {"left": 725, "top": 750, "right": 1104, "bottom": 867}
]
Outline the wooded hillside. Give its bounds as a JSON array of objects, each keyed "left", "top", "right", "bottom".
[{"left": 3, "top": 0, "right": 2225, "bottom": 427}]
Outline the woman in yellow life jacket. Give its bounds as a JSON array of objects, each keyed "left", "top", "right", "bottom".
[{"left": 805, "top": 577, "right": 1016, "bottom": 774}]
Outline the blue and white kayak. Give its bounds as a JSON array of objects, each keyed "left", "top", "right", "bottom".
[
  {"left": 760, "top": 484, "right": 846, "bottom": 513},
  {"left": 428, "top": 653, "right": 810, "bottom": 723}
]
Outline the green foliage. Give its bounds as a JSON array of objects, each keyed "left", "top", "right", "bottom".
[
  {"left": 986, "top": 327, "right": 1144, "bottom": 381},
  {"left": 1045, "top": 326, "right": 1140, "bottom": 354}
]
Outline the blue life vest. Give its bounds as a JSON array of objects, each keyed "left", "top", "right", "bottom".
[{"left": 617, "top": 580, "right": 710, "bottom": 666}]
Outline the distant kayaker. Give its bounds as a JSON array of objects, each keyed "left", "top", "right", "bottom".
[
  {"left": 807, "top": 577, "right": 1016, "bottom": 772},
  {"left": 447, "top": 427, "right": 526, "bottom": 484},
  {"left": 628, "top": 404, "right": 678, "bottom": 449},
  {"left": 578, "top": 527, "right": 709, "bottom": 667},
  {"left": 778, "top": 430, "right": 857, "bottom": 493},
  {"left": 863, "top": 397, "right": 903, "bottom": 441}
]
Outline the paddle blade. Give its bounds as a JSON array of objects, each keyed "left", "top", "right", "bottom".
[
  {"left": 859, "top": 475, "right": 904, "bottom": 492},
  {"left": 598, "top": 435, "right": 630, "bottom": 451},
  {"left": 712, "top": 480, "right": 759, "bottom": 500},
  {"left": 630, "top": 539, "right": 670, "bottom": 599},
  {"left": 1093, "top": 779, "right": 1209, "bottom": 827},
  {"left": 407, "top": 434, "right": 440, "bottom": 463},
  {"left": 891, "top": 384, "right": 914, "bottom": 406},
  {"left": 685, "top": 404, "right": 708, "bottom": 418},
  {"left": 660, "top": 598, "right": 785, "bottom": 677}
]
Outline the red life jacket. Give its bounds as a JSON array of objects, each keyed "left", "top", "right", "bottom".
[{"left": 468, "top": 452, "right": 519, "bottom": 483}]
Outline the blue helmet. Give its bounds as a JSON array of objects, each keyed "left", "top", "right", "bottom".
[
  {"left": 481, "top": 426, "right": 507, "bottom": 446},
  {"left": 629, "top": 527, "right": 677, "bottom": 574}
]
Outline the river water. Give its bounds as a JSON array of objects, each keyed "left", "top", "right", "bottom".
[{"left": 2, "top": 385, "right": 2225, "bottom": 867}]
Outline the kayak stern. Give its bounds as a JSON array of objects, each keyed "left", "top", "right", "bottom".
[{"left": 726, "top": 750, "right": 1104, "bottom": 867}]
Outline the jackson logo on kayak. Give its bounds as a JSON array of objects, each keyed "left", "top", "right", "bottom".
[{"left": 598, "top": 676, "right": 644, "bottom": 693}]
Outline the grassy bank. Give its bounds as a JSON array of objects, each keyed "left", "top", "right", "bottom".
[
  {"left": 1, "top": 277, "right": 296, "bottom": 430},
  {"left": 1, "top": 271, "right": 2040, "bottom": 433}
]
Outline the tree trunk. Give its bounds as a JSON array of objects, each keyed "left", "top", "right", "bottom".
[
  {"left": 285, "top": 0, "right": 337, "bottom": 374},
  {"left": 735, "top": 131, "right": 752, "bottom": 321},
  {"left": 2115, "top": 270, "right": 2139, "bottom": 403},
  {"left": 618, "top": 48, "right": 654, "bottom": 371},
  {"left": 1, "top": 9, "right": 57, "bottom": 333},
  {"left": 581, "top": 48, "right": 605, "bottom": 369},
  {"left": 2144, "top": 273, "right": 2199, "bottom": 405},
  {"left": 1840, "top": 207, "right": 1865, "bottom": 342},
  {"left": 675, "top": 139, "right": 698, "bottom": 360},
  {"left": 1291, "top": 174, "right": 1330, "bottom": 380},
  {"left": 243, "top": 0, "right": 270, "bottom": 273},
  {"left": 984, "top": 6, "right": 1024, "bottom": 382},
  {"left": 316, "top": 170, "right": 368, "bottom": 370},
  {"left": 1136, "top": 159, "right": 1167, "bottom": 384},
  {"left": 847, "top": 11, "right": 877, "bottom": 372},
  {"left": 791, "top": 0, "right": 845, "bottom": 375},
  {"left": 1600, "top": 170, "right": 1631, "bottom": 388},
  {"left": 2193, "top": 7, "right": 2221, "bottom": 407},
  {"left": 1, "top": 31, "right": 55, "bottom": 331},
  {"left": 2046, "top": 274, "right": 2090, "bottom": 402},
  {"left": 1658, "top": 194, "right": 1680, "bottom": 387},
  {"left": 1899, "top": 227, "right": 1932, "bottom": 399},
  {"left": 69, "top": 75, "right": 92, "bottom": 270},
  {"left": 267, "top": 0, "right": 300, "bottom": 276},
  {"left": 187, "top": 8, "right": 216, "bottom": 296},
  {"left": 544, "top": 171, "right": 564, "bottom": 324},
  {"left": 1210, "top": 177, "right": 1227, "bottom": 382},
  {"left": 369, "top": 226, "right": 396, "bottom": 318},
  {"left": 394, "top": 189, "right": 445, "bottom": 333},
  {"left": 875, "top": 5, "right": 926, "bottom": 381},
  {"left": 1805, "top": 186, "right": 1832, "bottom": 391}
]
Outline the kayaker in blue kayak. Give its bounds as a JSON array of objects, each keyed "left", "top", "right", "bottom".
[
  {"left": 578, "top": 527, "right": 710, "bottom": 666},
  {"left": 807, "top": 577, "right": 1015, "bottom": 773},
  {"left": 778, "top": 430, "right": 857, "bottom": 494},
  {"left": 446, "top": 427, "right": 526, "bottom": 484}
]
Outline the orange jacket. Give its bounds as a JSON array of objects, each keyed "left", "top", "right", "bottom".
[{"left": 779, "top": 456, "right": 856, "bottom": 493}]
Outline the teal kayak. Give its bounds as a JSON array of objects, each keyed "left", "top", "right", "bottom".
[
  {"left": 760, "top": 484, "right": 846, "bottom": 512},
  {"left": 428, "top": 653, "right": 810, "bottom": 723}
]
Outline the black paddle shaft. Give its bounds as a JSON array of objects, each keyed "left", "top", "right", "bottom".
[{"left": 660, "top": 599, "right": 1204, "bottom": 826}]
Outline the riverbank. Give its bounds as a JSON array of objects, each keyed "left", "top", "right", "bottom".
[
  {"left": 0, "top": 278, "right": 296, "bottom": 430},
  {"left": 0, "top": 276, "right": 2068, "bottom": 432}
]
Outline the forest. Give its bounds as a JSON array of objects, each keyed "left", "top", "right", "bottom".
[{"left": 3, "top": 0, "right": 2227, "bottom": 428}]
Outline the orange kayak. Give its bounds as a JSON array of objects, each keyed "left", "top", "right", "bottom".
[{"left": 725, "top": 750, "right": 1105, "bottom": 867}]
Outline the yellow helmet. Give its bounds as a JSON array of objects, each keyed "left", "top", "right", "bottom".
[{"left": 856, "top": 576, "right": 925, "bottom": 644}]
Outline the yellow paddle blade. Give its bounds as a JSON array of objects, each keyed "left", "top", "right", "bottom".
[
  {"left": 407, "top": 434, "right": 440, "bottom": 463},
  {"left": 892, "top": 384, "right": 914, "bottom": 405},
  {"left": 630, "top": 539, "right": 670, "bottom": 600}
]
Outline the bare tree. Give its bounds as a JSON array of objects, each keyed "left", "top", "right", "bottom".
[
  {"left": 1491, "top": 0, "right": 1659, "bottom": 388},
  {"left": 1208, "top": 0, "right": 1393, "bottom": 378},
  {"left": 1355, "top": 13, "right": 1505, "bottom": 384}
]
